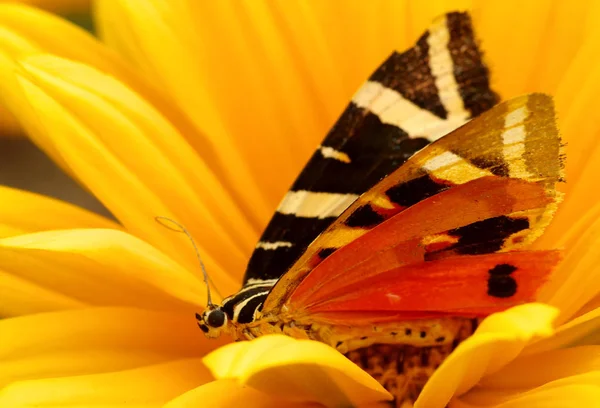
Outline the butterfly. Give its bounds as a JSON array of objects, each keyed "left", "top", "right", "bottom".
[{"left": 196, "top": 11, "right": 563, "bottom": 404}]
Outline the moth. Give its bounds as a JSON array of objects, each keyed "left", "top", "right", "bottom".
[{"left": 196, "top": 11, "right": 563, "bottom": 404}]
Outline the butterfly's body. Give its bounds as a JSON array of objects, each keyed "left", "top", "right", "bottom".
[
  {"left": 197, "top": 11, "right": 564, "bottom": 406},
  {"left": 216, "top": 301, "right": 470, "bottom": 353}
]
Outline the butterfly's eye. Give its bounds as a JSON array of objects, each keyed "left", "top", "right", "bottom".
[{"left": 205, "top": 308, "right": 227, "bottom": 328}]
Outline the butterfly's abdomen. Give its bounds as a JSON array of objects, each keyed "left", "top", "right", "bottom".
[
  {"left": 343, "top": 318, "right": 478, "bottom": 406},
  {"left": 308, "top": 317, "right": 475, "bottom": 354}
]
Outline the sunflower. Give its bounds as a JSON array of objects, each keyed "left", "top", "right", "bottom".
[{"left": 1, "top": 1, "right": 599, "bottom": 407}]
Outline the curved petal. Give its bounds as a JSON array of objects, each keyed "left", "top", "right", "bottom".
[
  {"left": 453, "top": 372, "right": 600, "bottom": 408},
  {"left": 163, "top": 379, "right": 311, "bottom": 408},
  {"left": 0, "top": 307, "right": 219, "bottom": 387},
  {"left": 0, "top": 185, "right": 118, "bottom": 238},
  {"left": 0, "top": 50, "right": 72, "bottom": 171},
  {"left": 0, "top": 358, "right": 211, "bottom": 408},
  {"left": 522, "top": 307, "right": 600, "bottom": 356},
  {"left": 477, "top": 345, "right": 600, "bottom": 390},
  {"left": 536, "top": 208, "right": 600, "bottom": 323},
  {"left": 0, "top": 270, "right": 84, "bottom": 316},
  {"left": 204, "top": 335, "right": 391, "bottom": 408},
  {"left": 0, "top": 3, "right": 203, "bottom": 155},
  {"left": 94, "top": 0, "right": 273, "bottom": 223},
  {"left": 0, "top": 229, "right": 209, "bottom": 311},
  {"left": 415, "top": 304, "right": 558, "bottom": 408},
  {"left": 5, "top": 54, "right": 251, "bottom": 286}
]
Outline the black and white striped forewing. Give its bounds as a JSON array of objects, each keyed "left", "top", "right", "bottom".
[{"left": 242, "top": 12, "right": 499, "bottom": 288}]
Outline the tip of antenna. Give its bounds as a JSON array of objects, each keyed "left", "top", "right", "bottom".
[
  {"left": 155, "top": 216, "right": 185, "bottom": 232},
  {"left": 154, "top": 215, "right": 215, "bottom": 307}
]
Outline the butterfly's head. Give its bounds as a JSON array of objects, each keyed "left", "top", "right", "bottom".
[{"left": 196, "top": 305, "right": 228, "bottom": 339}]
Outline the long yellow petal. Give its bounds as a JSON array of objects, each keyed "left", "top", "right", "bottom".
[
  {"left": 477, "top": 346, "right": 600, "bottom": 390},
  {"left": 21, "top": 53, "right": 257, "bottom": 257},
  {"left": 0, "top": 4, "right": 214, "bottom": 184},
  {"left": 0, "top": 51, "right": 72, "bottom": 171},
  {"left": 204, "top": 335, "right": 392, "bottom": 408},
  {"left": 0, "top": 358, "right": 212, "bottom": 408},
  {"left": 536, "top": 206, "right": 600, "bottom": 323},
  {"left": 0, "top": 185, "right": 118, "bottom": 238},
  {"left": 0, "top": 270, "right": 84, "bottom": 316},
  {"left": 416, "top": 304, "right": 558, "bottom": 407},
  {"left": 0, "top": 307, "right": 218, "bottom": 387},
  {"left": 454, "top": 372, "right": 600, "bottom": 408},
  {"left": 0, "top": 229, "right": 208, "bottom": 311},
  {"left": 5, "top": 56, "right": 248, "bottom": 288},
  {"left": 163, "top": 379, "right": 310, "bottom": 408},
  {"left": 95, "top": 0, "right": 273, "bottom": 226}
]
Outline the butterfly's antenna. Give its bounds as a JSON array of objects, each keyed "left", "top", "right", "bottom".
[{"left": 155, "top": 216, "right": 214, "bottom": 307}]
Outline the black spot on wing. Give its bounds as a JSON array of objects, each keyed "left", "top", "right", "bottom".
[
  {"left": 469, "top": 156, "right": 510, "bottom": 177},
  {"left": 345, "top": 204, "right": 386, "bottom": 228},
  {"left": 487, "top": 274, "right": 517, "bottom": 298},
  {"left": 370, "top": 41, "right": 447, "bottom": 119},
  {"left": 488, "top": 263, "right": 518, "bottom": 276},
  {"left": 446, "top": 12, "right": 499, "bottom": 117},
  {"left": 448, "top": 216, "right": 530, "bottom": 255},
  {"left": 487, "top": 263, "right": 518, "bottom": 298},
  {"left": 318, "top": 247, "right": 336, "bottom": 260},
  {"left": 385, "top": 174, "right": 450, "bottom": 207}
]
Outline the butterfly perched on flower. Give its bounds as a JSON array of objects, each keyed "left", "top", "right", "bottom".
[{"left": 196, "top": 11, "right": 563, "bottom": 404}]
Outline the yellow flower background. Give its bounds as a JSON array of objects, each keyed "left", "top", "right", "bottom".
[{"left": 0, "top": 0, "right": 599, "bottom": 407}]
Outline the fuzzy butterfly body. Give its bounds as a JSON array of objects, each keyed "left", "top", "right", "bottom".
[{"left": 197, "top": 11, "right": 564, "bottom": 406}]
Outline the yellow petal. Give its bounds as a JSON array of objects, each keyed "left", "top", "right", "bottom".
[
  {"left": 0, "top": 229, "right": 206, "bottom": 311},
  {"left": 415, "top": 304, "right": 558, "bottom": 408},
  {"left": 163, "top": 379, "right": 311, "bottom": 408},
  {"left": 6, "top": 55, "right": 249, "bottom": 288},
  {"left": 454, "top": 372, "right": 600, "bottom": 408},
  {"left": 522, "top": 306, "right": 600, "bottom": 356},
  {"left": 0, "top": 4, "right": 213, "bottom": 185},
  {"left": 0, "top": 50, "right": 72, "bottom": 171},
  {"left": 0, "top": 307, "right": 216, "bottom": 387},
  {"left": 21, "top": 53, "right": 257, "bottom": 253},
  {"left": 95, "top": 0, "right": 274, "bottom": 226},
  {"left": 477, "top": 346, "right": 600, "bottom": 391},
  {"left": 204, "top": 335, "right": 297, "bottom": 380},
  {"left": 0, "top": 270, "right": 84, "bottom": 316},
  {"left": 536, "top": 207, "right": 600, "bottom": 323},
  {"left": 0, "top": 185, "right": 118, "bottom": 238},
  {"left": 0, "top": 358, "right": 211, "bottom": 408},
  {"left": 204, "top": 335, "right": 392, "bottom": 408},
  {"left": 472, "top": 0, "right": 553, "bottom": 98}
]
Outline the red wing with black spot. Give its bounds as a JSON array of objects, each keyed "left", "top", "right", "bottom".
[{"left": 262, "top": 93, "right": 563, "bottom": 319}]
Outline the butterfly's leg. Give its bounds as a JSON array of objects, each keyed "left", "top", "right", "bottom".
[{"left": 242, "top": 329, "right": 256, "bottom": 340}]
